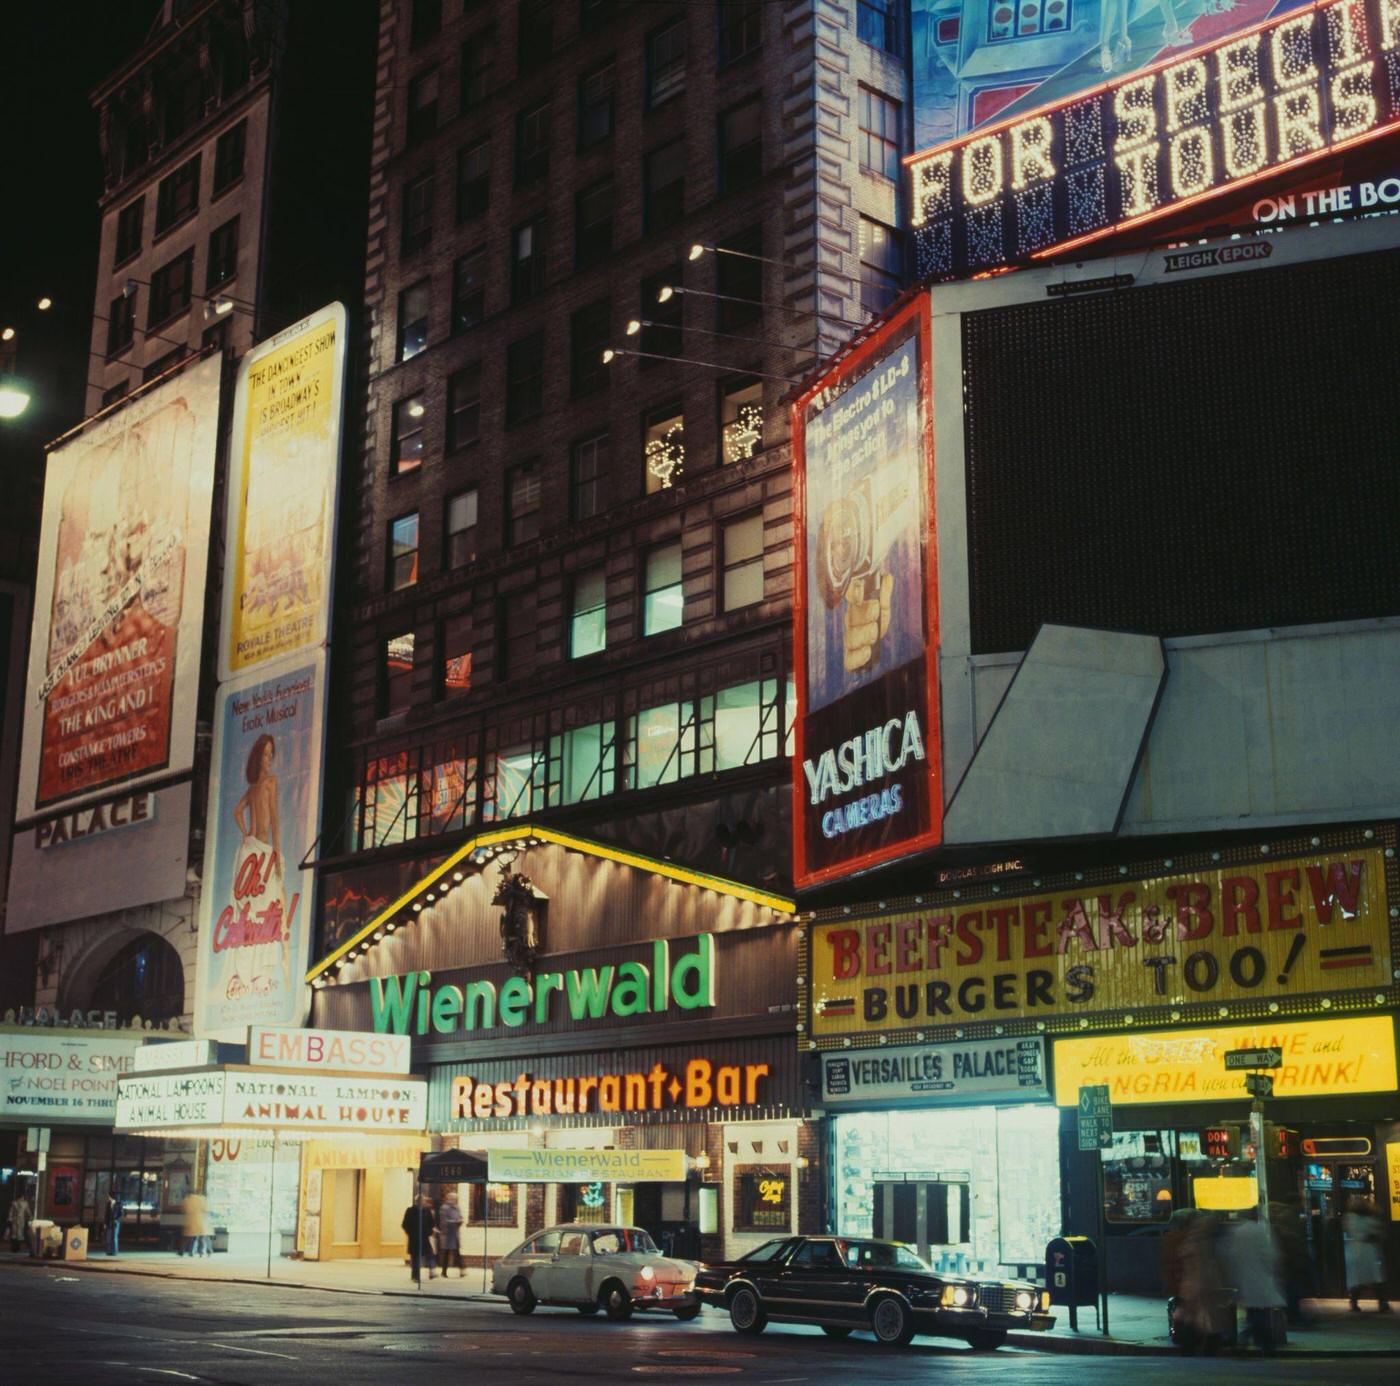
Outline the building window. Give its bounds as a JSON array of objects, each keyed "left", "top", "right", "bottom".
[
  {"left": 640, "top": 264, "right": 681, "bottom": 362},
  {"left": 107, "top": 292, "right": 135, "bottom": 357},
  {"left": 163, "top": 65, "right": 204, "bottom": 144},
  {"left": 402, "top": 171, "right": 435, "bottom": 255},
  {"left": 213, "top": 120, "right": 247, "bottom": 195},
  {"left": 508, "top": 461, "right": 542, "bottom": 545},
  {"left": 719, "top": 98, "right": 762, "bottom": 193},
  {"left": 445, "top": 488, "right": 478, "bottom": 567},
  {"left": 411, "top": 0, "right": 442, "bottom": 46},
  {"left": 489, "top": 739, "right": 543, "bottom": 817},
  {"left": 460, "top": 32, "right": 493, "bottom": 111},
  {"left": 859, "top": 215, "right": 903, "bottom": 315},
  {"left": 734, "top": 1167, "right": 791, "bottom": 1233},
  {"left": 570, "top": 298, "right": 611, "bottom": 397},
  {"left": 497, "top": 592, "right": 538, "bottom": 684},
  {"left": 570, "top": 567, "right": 607, "bottom": 658},
  {"left": 506, "top": 332, "right": 545, "bottom": 423},
  {"left": 643, "top": 139, "right": 685, "bottom": 233},
  {"left": 643, "top": 542, "right": 684, "bottom": 634},
  {"left": 722, "top": 513, "right": 764, "bottom": 611},
  {"left": 143, "top": 346, "right": 187, "bottom": 382},
  {"left": 206, "top": 216, "right": 239, "bottom": 290},
  {"left": 720, "top": 377, "right": 763, "bottom": 463},
  {"left": 571, "top": 433, "right": 608, "bottom": 521},
  {"left": 392, "top": 393, "right": 426, "bottom": 474},
  {"left": 456, "top": 138, "right": 490, "bottom": 220},
  {"left": 858, "top": 0, "right": 902, "bottom": 55},
  {"left": 155, "top": 154, "right": 200, "bottom": 235},
  {"left": 382, "top": 633, "right": 415, "bottom": 716},
  {"left": 647, "top": 18, "right": 687, "bottom": 107},
  {"left": 389, "top": 513, "right": 420, "bottom": 591},
  {"left": 451, "top": 248, "right": 486, "bottom": 332},
  {"left": 441, "top": 613, "right": 472, "bottom": 695},
  {"left": 398, "top": 279, "right": 430, "bottom": 361},
  {"left": 516, "top": 100, "right": 551, "bottom": 185},
  {"left": 714, "top": 677, "right": 788, "bottom": 769},
  {"left": 512, "top": 217, "right": 548, "bottom": 303},
  {"left": 644, "top": 405, "right": 684, "bottom": 493},
  {"left": 719, "top": 0, "right": 762, "bottom": 65},
  {"left": 447, "top": 364, "right": 481, "bottom": 451},
  {"left": 101, "top": 379, "right": 130, "bottom": 408},
  {"left": 860, "top": 87, "right": 902, "bottom": 182},
  {"left": 717, "top": 228, "right": 763, "bottom": 329},
  {"left": 550, "top": 720, "right": 616, "bottom": 803},
  {"left": 407, "top": 68, "right": 440, "bottom": 144},
  {"left": 149, "top": 249, "right": 193, "bottom": 327},
  {"left": 518, "top": 0, "right": 553, "bottom": 73},
  {"left": 114, "top": 197, "right": 144, "bottom": 266},
  {"left": 575, "top": 178, "right": 613, "bottom": 268},
  {"left": 578, "top": 60, "right": 615, "bottom": 148},
  {"left": 625, "top": 699, "right": 704, "bottom": 788}
]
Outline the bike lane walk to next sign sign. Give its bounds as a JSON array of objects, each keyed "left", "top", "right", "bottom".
[{"left": 1078, "top": 1083, "right": 1112, "bottom": 1151}]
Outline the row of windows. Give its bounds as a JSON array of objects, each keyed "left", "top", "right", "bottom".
[
  {"left": 98, "top": 320, "right": 233, "bottom": 409},
  {"left": 353, "top": 673, "right": 794, "bottom": 847},
  {"left": 112, "top": 121, "right": 246, "bottom": 267},
  {"left": 401, "top": 89, "right": 763, "bottom": 265},
  {"left": 105, "top": 217, "right": 240, "bottom": 354},
  {"left": 406, "top": 3, "right": 765, "bottom": 152}
]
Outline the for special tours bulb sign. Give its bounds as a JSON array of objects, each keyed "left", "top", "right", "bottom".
[{"left": 908, "top": 0, "right": 1400, "bottom": 280}]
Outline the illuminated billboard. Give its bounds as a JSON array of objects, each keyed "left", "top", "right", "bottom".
[
  {"left": 792, "top": 296, "right": 942, "bottom": 889},
  {"left": 15, "top": 355, "right": 220, "bottom": 819},
  {"left": 193, "top": 653, "right": 327, "bottom": 1042},
  {"left": 220, "top": 302, "right": 347, "bottom": 679},
  {"left": 909, "top": 0, "right": 1400, "bottom": 279}
]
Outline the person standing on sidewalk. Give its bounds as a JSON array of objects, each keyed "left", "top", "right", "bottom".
[
  {"left": 180, "top": 1192, "right": 211, "bottom": 1257},
  {"left": 402, "top": 1193, "right": 437, "bottom": 1283},
  {"left": 437, "top": 1190, "right": 464, "bottom": 1277},
  {"left": 104, "top": 1191, "right": 124, "bottom": 1256},
  {"left": 1223, "top": 1209, "right": 1285, "bottom": 1353},
  {"left": 6, "top": 1192, "right": 32, "bottom": 1253},
  {"left": 1343, "top": 1197, "right": 1391, "bottom": 1312}
]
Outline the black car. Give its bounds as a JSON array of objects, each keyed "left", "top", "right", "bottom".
[{"left": 694, "top": 1235, "right": 1053, "bottom": 1349}]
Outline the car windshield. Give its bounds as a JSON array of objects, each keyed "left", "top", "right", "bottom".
[
  {"left": 842, "top": 1240, "right": 929, "bottom": 1271},
  {"left": 590, "top": 1227, "right": 658, "bottom": 1254},
  {"left": 737, "top": 1239, "right": 794, "bottom": 1263}
]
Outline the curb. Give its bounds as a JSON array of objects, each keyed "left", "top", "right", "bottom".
[{"left": 11, "top": 1260, "right": 1400, "bottom": 1357}]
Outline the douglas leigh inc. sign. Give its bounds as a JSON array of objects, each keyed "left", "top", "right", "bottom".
[{"left": 909, "top": 0, "right": 1400, "bottom": 280}]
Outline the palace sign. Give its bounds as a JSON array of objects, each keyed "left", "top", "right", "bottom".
[
  {"left": 808, "top": 846, "right": 1393, "bottom": 1036},
  {"left": 909, "top": 0, "right": 1400, "bottom": 280}
]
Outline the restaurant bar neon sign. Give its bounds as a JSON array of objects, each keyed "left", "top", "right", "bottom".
[{"left": 908, "top": 0, "right": 1400, "bottom": 280}]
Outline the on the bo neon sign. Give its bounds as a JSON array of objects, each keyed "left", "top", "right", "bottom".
[{"left": 909, "top": 0, "right": 1400, "bottom": 280}]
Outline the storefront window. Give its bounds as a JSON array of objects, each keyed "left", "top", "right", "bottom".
[
  {"left": 558, "top": 1181, "right": 610, "bottom": 1222},
  {"left": 468, "top": 1181, "right": 518, "bottom": 1226},
  {"left": 833, "top": 1105, "right": 1060, "bottom": 1270},
  {"left": 1103, "top": 1131, "right": 1176, "bottom": 1224},
  {"left": 734, "top": 1166, "right": 791, "bottom": 1233}
]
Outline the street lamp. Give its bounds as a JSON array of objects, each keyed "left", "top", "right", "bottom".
[{"left": 0, "top": 377, "right": 32, "bottom": 419}]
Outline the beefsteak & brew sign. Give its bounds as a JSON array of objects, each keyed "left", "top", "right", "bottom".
[{"left": 805, "top": 837, "right": 1398, "bottom": 1041}]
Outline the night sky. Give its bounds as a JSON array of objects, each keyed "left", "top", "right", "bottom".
[{"left": 1, "top": 4, "right": 159, "bottom": 446}]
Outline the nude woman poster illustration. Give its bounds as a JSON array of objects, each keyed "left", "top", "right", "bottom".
[{"left": 199, "top": 659, "right": 323, "bottom": 1036}]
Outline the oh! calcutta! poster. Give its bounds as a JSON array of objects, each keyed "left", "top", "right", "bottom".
[{"left": 195, "top": 655, "right": 326, "bottom": 1041}]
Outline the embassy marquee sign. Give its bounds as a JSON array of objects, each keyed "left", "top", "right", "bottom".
[{"left": 909, "top": 0, "right": 1400, "bottom": 281}]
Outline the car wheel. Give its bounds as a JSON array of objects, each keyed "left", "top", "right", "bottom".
[
  {"left": 869, "top": 1295, "right": 915, "bottom": 1348},
  {"left": 577, "top": 1303, "right": 600, "bottom": 1316},
  {"left": 821, "top": 1326, "right": 853, "bottom": 1338},
  {"left": 507, "top": 1278, "right": 536, "bottom": 1315},
  {"left": 728, "top": 1286, "right": 767, "bottom": 1335},
  {"left": 600, "top": 1281, "right": 633, "bottom": 1321},
  {"left": 672, "top": 1303, "right": 701, "bottom": 1322},
  {"left": 965, "top": 1329, "right": 1007, "bottom": 1351}
]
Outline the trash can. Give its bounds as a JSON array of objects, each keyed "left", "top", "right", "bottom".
[
  {"left": 63, "top": 1226, "right": 89, "bottom": 1261},
  {"left": 1046, "top": 1236, "right": 1099, "bottom": 1331},
  {"left": 30, "top": 1219, "right": 59, "bottom": 1258}
]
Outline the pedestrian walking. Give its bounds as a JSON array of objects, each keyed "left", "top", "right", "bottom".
[
  {"left": 104, "top": 1191, "right": 124, "bottom": 1256},
  {"left": 437, "top": 1189, "right": 464, "bottom": 1277},
  {"left": 6, "top": 1192, "right": 32, "bottom": 1253},
  {"left": 1270, "top": 1202, "right": 1311, "bottom": 1326},
  {"left": 1223, "top": 1210, "right": 1285, "bottom": 1353},
  {"left": 402, "top": 1193, "right": 437, "bottom": 1283},
  {"left": 1343, "top": 1196, "right": 1391, "bottom": 1312},
  {"left": 180, "top": 1192, "right": 211, "bottom": 1257},
  {"left": 1165, "top": 1209, "right": 1229, "bottom": 1352}
]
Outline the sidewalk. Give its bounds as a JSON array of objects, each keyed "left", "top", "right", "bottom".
[{"left": 7, "top": 1250, "right": 1399, "bottom": 1355}]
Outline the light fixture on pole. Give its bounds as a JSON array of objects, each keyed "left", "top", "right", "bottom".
[
  {"left": 657, "top": 284, "right": 866, "bottom": 331},
  {"left": 602, "top": 346, "right": 802, "bottom": 384},
  {"left": 687, "top": 242, "right": 790, "bottom": 269},
  {"left": 625, "top": 317, "right": 820, "bottom": 361}
]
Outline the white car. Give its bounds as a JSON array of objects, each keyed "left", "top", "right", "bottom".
[{"left": 491, "top": 1222, "right": 701, "bottom": 1321}]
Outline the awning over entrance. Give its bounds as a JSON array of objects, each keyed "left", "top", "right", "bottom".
[{"left": 418, "top": 1148, "right": 487, "bottom": 1183}]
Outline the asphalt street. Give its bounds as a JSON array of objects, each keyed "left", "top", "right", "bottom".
[{"left": 1, "top": 1265, "right": 1392, "bottom": 1386}]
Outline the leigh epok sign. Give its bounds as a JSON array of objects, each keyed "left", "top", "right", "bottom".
[
  {"left": 792, "top": 296, "right": 942, "bottom": 888},
  {"left": 909, "top": 0, "right": 1400, "bottom": 279}
]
